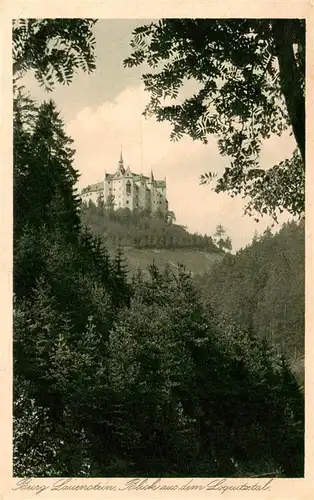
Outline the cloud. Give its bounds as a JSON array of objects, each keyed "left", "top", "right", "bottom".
[{"left": 66, "top": 85, "right": 296, "bottom": 251}]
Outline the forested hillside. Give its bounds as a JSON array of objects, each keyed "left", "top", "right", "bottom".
[
  {"left": 82, "top": 202, "right": 304, "bottom": 369},
  {"left": 81, "top": 200, "right": 220, "bottom": 251},
  {"left": 80, "top": 201, "right": 223, "bottom": 275},
  {"left": 196, "top": 220, "right": 305, "bottom": 367}
]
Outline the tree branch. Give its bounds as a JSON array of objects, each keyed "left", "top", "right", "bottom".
[{"left": 271, "top": 20, "right": 305, "bottom": 165}]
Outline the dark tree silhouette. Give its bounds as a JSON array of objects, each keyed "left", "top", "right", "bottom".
[{"left": 124, "top": 19, "right": 305, "bottom": 219}]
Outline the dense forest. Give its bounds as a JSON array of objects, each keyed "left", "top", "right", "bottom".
[
  {"left": 13, "top": 96, "right": 305, "bottom": 478},
  {"left": 13, "top": 19, "right": 305, "bottom": 479},
  {"left": 196, "top": 220, "right": 305, "bottom": 371},
  {"left": 81, "top": 200, "right": 222, "bottom": 252},
  {"left": 81, "top": 200, "right": 304, "bottom": 377}
]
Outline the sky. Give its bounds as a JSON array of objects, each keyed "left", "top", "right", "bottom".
[{"left": 21, "top": 19, "right": 297, "bottom": 251}]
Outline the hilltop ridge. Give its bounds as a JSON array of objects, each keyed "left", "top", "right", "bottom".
[
  {"left": 80, "top": 201, "right": 225, "bottom": 275},
  {"left": 81, "top": 202, "right": 222, "bottom": 250}
]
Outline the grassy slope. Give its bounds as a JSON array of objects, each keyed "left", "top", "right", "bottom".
[{"left": 109, "top": 246, "right": 223, "bottom": 276}]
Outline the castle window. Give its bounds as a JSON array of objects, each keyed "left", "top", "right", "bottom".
[{"left": 126, "top": 180, "right": 131, "bottom": 195}]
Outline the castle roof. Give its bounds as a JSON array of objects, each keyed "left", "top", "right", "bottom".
[
  {"left": 81, "top": 152, "right": 166, "bottom": 195},
  {"left": 133, "top": 174, "right": 149, "bottom": 181},
  {"left": 154, "top": 179, "right": 166, "bottom": 187},
  {"left": 81, "top": 181, "right": 103, "bottom": 194}
]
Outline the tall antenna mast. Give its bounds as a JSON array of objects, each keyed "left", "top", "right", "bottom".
[{"left": 139, "top": 84, "right": 144, "bottom": 172}]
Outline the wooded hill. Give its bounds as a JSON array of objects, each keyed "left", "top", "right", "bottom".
[
  {"left": 81, "top": 201, "right": 221, "bottom": 252},
  {"left": 80, "top": 201, "right": 224, "bottom": 275},
  {"left": 196, "top": 219, "right": 305, "bottom": 374},
  {"left": 81, "top": 202, "right": 304, "bottom": 375}
]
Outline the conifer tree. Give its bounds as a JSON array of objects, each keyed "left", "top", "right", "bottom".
[{"left": 107, "top": 266, "right": 304, "bottom": 477}]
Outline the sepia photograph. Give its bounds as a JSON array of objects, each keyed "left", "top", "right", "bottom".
[{"left": 12, "top": 17, "right": 305, "bottom": 479}]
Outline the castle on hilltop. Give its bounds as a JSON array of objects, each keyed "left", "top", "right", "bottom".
[{"left": 81, "top": 152, "right": 168, "bottom": 215}]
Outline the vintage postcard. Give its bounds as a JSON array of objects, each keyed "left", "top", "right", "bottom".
[{"left": 0, "top": 1, "right": 313, "bottom": 499}]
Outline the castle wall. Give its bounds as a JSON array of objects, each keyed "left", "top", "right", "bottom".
[
  {"left": 112, "top": 177, "right": 134, "bottom": 211},
  {"left": 134, "top": 179, "right": 148, "bottom": 211},
  {"left": 81, "top": 181, "right": 104, "bottom": 205},
  {"left": 103, "top": 177, "right": 109, "bottom": 200}
]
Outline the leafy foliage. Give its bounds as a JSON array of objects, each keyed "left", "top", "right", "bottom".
[
  {"left": 124, "top": 19, "right": 305, "bottom": 219},
  {"left": 13, "top": 19, "right": 97, "bottom": 91}
]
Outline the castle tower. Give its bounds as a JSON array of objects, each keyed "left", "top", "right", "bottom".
[
  {"left": 125, "top": 165, "right": 132, "bottom": 177},
  {"left": 117, "top": 148, "right": 125, "bottom": 174}
]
